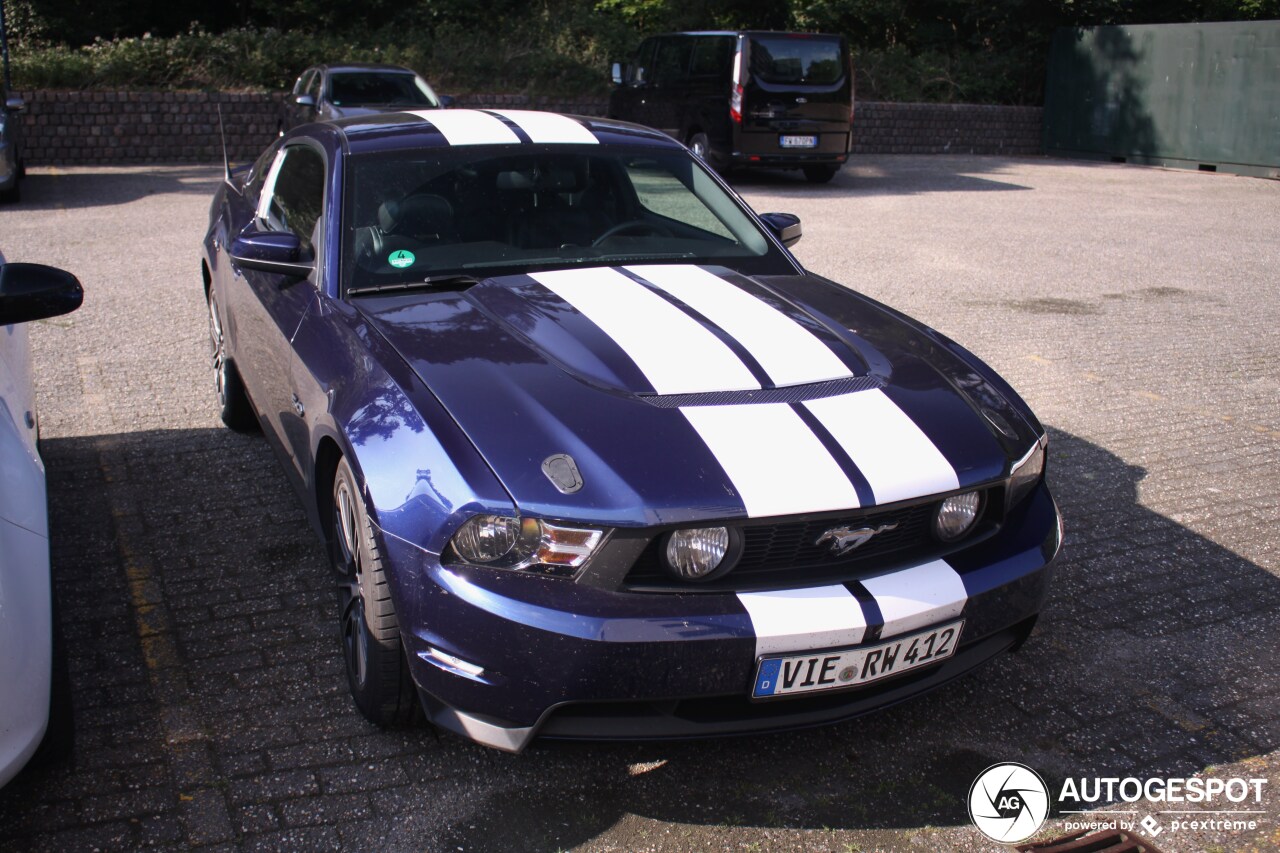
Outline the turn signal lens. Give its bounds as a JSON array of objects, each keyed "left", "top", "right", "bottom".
[
  {"left": 1008, "top": 438, "right": 1047, "bottom": 509},
  {"left": 665, "top": 527, "right": 730, "bottom": 580},
  {"left": 935, "top": 492, "right": 981, "bottom": 541},
  {"left": 449, "top": 515, "right": 605, "bottom": 578}
]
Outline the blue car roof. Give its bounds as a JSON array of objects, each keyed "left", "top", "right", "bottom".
[{"left": 327, "top": 109, "right": 684, "bottom": 156}]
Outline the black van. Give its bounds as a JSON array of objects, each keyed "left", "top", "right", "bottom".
[{"left": 609, "top": 31, "right": 853, "bottom": 183}]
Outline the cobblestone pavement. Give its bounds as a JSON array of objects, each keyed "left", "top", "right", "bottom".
[{"left": 0, "top": 158, "right": 1276, "bottom": 852}]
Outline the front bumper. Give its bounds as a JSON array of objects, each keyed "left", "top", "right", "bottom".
[{"left": 381, "top": 483, "right": 1061, "bottom": 752}]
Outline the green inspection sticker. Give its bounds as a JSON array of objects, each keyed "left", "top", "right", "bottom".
[{"left": 388, "top": 250, "right": 415, "bottom": 269}]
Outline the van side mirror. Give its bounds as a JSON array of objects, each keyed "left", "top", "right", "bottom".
[
  {"left": 610, "top": 62, "right": 624, "bottom": 85},
  {"left": 294, "top": 94, "right": 316, "bottom": 110},
  {"left": 0, "top": 263, "right": 84, "bottom": 325},
  {"left": 760, "top": 213, "right": 802, "bottom": 248}
]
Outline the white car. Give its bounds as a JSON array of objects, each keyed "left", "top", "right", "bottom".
[{"left": 0, "top": 251, "right": 82, "bottom": 787}]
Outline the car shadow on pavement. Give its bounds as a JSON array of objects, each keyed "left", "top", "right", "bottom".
[
  {"left": 2, "top": 423, "right": 1276, "bottom": 852},
  {"left": 6, "top": 167, "right": 221, "bottom": 212},
  {"left": 727, "top": 155, "right": 1038, "bottom": 198}
]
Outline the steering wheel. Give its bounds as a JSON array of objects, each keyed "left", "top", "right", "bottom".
[{"left": 592, "top": 219, "right": 674, "bottom": 247}]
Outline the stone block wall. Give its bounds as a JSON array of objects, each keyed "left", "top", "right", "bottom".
[{"left": 14, "top": 90, "right": 1043, "bottom": 165}]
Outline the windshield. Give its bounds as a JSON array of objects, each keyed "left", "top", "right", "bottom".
[
  {"left": 344, "top": 146, "right": 791, "bottom": 292},
  {"left": 750, "top": 36, "right": 845, "bottom": 86},
  {"left": 328, "top": 72, "right": 439, "bottom": 107}
]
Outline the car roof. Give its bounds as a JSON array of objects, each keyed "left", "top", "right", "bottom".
[
  {"left": 324, "top": 109, "right": 686, "bottom": 156},
  {"left": 317, "top": 62, "right": 420, "bottom": 75}
]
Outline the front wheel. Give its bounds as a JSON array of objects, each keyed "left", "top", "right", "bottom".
[{"left": 331, "top": 457, "right": 419, "bottom": 726}]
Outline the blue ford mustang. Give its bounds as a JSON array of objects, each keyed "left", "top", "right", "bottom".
[{"left": 201, "top": 109, "right": 1061, "bottom": 752}]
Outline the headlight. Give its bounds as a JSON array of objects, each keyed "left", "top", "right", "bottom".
[
  {"left": 662, "top": 526, "right": 742, "bottom": 582},
  {"left": 449, "top": 514, "right": 604, "bottom": 578},
  {"left": 1007, "top": 437, "right": 1047, "bottom": 509},
  {"left": 935, "top": 491, "right": 981, "bottom": 541}
]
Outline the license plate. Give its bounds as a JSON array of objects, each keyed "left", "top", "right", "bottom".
[
  {"left": 779, "top": 135, "right": 818, "bottom": 148},
  {"left": 752, "top": 621, "right": 964, "bottom": 699}
]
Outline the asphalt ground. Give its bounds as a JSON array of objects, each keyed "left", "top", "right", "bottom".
[{"left": 0, "top": 156, "right": 1276, "bottom": 852}]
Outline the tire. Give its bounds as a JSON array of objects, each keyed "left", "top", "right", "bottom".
[
  {"left": 688, "top": 131, "right": 711, "bottom": 161},
  {"left": 688, "top": 131, "right": 724, "bottom": 173},
  {"left": 803, "top": 165, "right": 839, "bottom": 184},
  {"left": 0, "top": 180, "right": 19, "bottom": 204},
  {"left": 331, "top": 457, "right": 419, "bottom": 726},
  {"left": 206, "top": 290, "right": 257, "bottom": 431}
]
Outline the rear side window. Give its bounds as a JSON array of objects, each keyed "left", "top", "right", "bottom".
[
  {"left": 749, "top": 36, "right": 844, "bottom": 85},
  {"left": 690, "top": 36, "right": 734, "bottom": 78},
  {"left": 652, "top": 38, "right": 693, "bottom": 86}
]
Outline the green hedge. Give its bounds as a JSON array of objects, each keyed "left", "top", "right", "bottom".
[{"left": 9, "top": 22, "right": 631, "bottom": 95}]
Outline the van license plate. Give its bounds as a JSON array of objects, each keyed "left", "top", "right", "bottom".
[
  {"left": 779, "top": 135, "right": 818, "bottom": 148},
  {"left": 752, "top": 621, "right": 964, "bottom": 699}
]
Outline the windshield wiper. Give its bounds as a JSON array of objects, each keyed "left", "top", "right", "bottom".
[{"left": 347, "top": 273, "right": 479, "bottom": 296}]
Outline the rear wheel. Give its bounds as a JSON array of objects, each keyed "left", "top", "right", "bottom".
[
  {"left": 803, "top": 165, "right": 839, "bottom": 184},
  {"left": 331, "top": 457, "right": 419, "bottom": 726},
  {"left": 207, "top": 290, "right": 257, "bottom": 431}
]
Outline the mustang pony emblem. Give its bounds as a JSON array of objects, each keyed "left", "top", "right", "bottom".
[{"left": 816, "top": 523, "right": 900, "bottom": 556}]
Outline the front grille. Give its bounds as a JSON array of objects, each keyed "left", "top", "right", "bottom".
[{"left": 623, "top": 489, "right": 1000, "bottom": 592}]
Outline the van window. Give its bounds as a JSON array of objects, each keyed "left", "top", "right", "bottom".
[
  {"left": 652, "top": 38, "right": 694, "bottom": 86},
  {"left": 690, "top": 36, "right": 734, "bottom": 78},
  {"left": 749, "top": 36, "right": 844, "bottom": 85},
  {"left": 633, "top": 38, "right": 658, "bottom": 85}
]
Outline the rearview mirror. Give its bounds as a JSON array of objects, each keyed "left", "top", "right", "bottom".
[
  {"left": 295, "top": 94, "right": 316, "bottom": 110},
  {"left": 0, "top": 263, "right": 84, "bottom": 325},
  {"left": 759, "top": 213, "right": 802, "bottom": 248},
  {"left": 438, "top": 94, "right": 456, "bottom": 109},
  {"left": 230, "top": 228, "right": 314, "bottom": 277}
]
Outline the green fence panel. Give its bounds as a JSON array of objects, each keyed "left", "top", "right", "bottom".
[{"left": 1044, "top": 21, "right": 1280, "bottom": 178}]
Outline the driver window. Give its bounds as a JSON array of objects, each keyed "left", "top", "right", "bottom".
[{"left": 257, "top": 146, "right": 325, "bottom": 251}]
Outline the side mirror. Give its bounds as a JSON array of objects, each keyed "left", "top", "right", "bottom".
[
  {"left": 0, "top": 263, "right": 84, "bottom": 325},
  {"left": 4, "top": 96, "right": 25, "bottom": 113},
  {"left": 438, "top": 94, "right": 456, "bottom": 109},
  {"left": 759, "top": 213, "right": 802, "bottom": 248},
  {"left": 230, "top": 228, "right": 314, "bottom": 277},
  {"left": 294, "top": 94, "right": 316, "bottom": 110},
  {"left": 610, "top": 62, "right": 624, "bottom": 85}
]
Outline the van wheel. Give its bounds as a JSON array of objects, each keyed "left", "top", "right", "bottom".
[
  {"left": 689, "top": 132, "right": 711, "bottom": 160},
  {"left": 803, "top": 165, "right": 839, "bottom": 184}
]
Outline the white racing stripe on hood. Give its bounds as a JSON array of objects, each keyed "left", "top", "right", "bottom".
[
  {"left": 531, "top": 267, "right": 759, "bottom": 394},
  {"left": 409, "top": 109, "right": 520, "bottom": 145},
  {"left": 681, "top": 403, "right": 860, "bottom": 517},
  {"left": 626, "top": 265, "right": 852, "bottom": 387},
  {"left": 491, "top": 110, "right": 598, "bottom": 144},
  {"left": 804, "top": 389, "right": 959, "bottom": 505},
  {"left": 737, "top": 585, "right": 868, "bottom": 656},
  {"left": 861, "top": 559, "right": 967, "bottom": 638}
]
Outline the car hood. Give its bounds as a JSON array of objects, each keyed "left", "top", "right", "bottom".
[{"left": 355, "top": 264, "right": 1032, "bottom": 526}]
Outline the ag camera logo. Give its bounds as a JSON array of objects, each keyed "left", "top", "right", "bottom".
[{"left": 968, "top": 762, "right": 1051, "bottom": 843}]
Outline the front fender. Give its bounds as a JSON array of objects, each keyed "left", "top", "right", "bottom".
[{"left": 295, "top": 298, "right": 514, "bottom": 557}]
